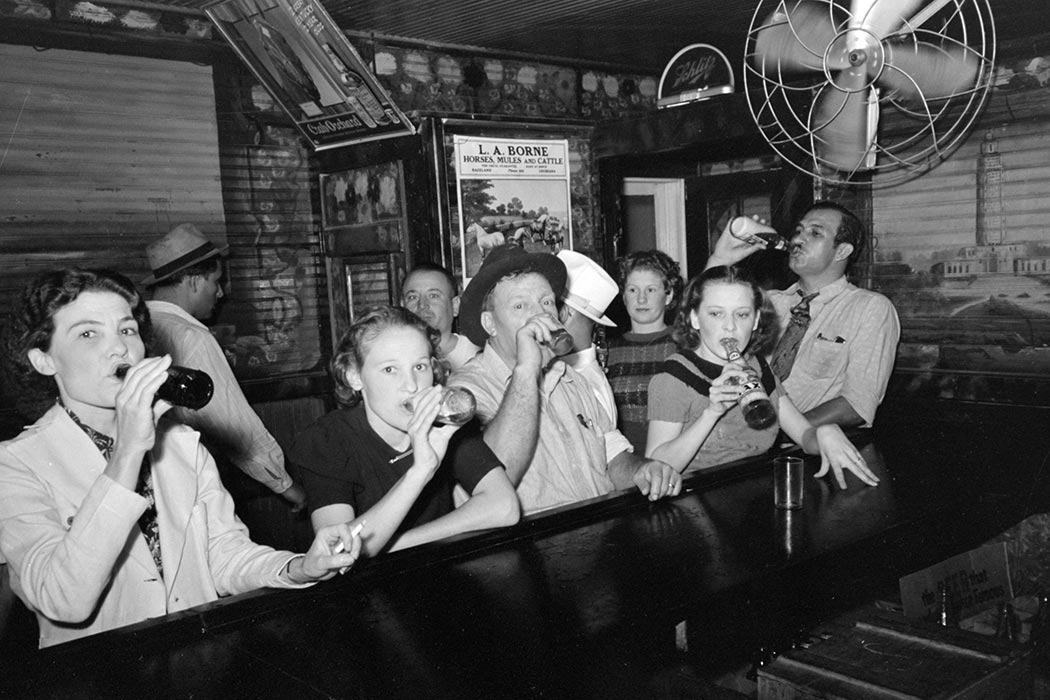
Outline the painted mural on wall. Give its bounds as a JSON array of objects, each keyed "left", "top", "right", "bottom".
[
  {"left": 222, "top": 136, "right": 322, "bottom": 377},
  {"left": 872, "top": 56, "right": 1050, "bottom": 401},
  {"left": 214, "top": 57, "right": 326, "bottom": 380}
]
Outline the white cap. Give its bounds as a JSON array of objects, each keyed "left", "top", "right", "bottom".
[{"left": 556, "top": 250, "right": 617, "bottom": 327}]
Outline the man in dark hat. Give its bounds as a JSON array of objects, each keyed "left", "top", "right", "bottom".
[
  {"left": 145, "top": 223, "right": 305, "bottom": 510},
  {"left": 449, "top": 244, "right": 681, "bottom": 515}
]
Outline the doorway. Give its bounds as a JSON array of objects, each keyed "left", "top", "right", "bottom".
[{"left": 621, "top": 177, "right": 689, "bottom": 280}]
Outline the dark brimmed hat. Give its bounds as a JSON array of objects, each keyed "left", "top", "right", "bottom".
[
  {"left": 458, "top": 244, "right": 567, "bottom": 347},
  {"left": 143, "top": 223, "right": 229, "bottom": 286}
]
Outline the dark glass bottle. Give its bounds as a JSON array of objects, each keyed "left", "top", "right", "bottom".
[
  {"left": 116, "top": 364, "right": 214, "bottom": 410},
  {"left": 730, "top": 216, "right": 789, "bottom": 251},
  {"left": 720, "top": 338, "right": 777, "bottom": 430}
]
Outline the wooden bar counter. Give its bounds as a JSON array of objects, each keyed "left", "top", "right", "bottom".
[{"left": 2, "top": 401, "right": 1046, "bottom": 698}]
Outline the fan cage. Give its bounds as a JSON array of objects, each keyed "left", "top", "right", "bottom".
[{"left": 743, "top": 0, "right": 996, "bottom": 188}]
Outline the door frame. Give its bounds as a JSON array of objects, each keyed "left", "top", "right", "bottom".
[{"left": 621, "top": 177, "right": 689, "bottom": 279}]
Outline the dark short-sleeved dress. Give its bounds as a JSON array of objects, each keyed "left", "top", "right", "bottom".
[
  {"left": 648, "top": 352, "right": 784, "bottom": 474},
  {"left": 290, "top": 405, "right": 501, "bottom": 538}
]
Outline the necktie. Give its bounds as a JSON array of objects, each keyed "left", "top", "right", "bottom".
[{"left": 770, "top": 289, "right": 819, "bottom": 381}]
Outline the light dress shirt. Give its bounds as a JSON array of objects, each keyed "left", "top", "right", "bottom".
[
  {"left": 768, "top": 276, "right": 900, "bottom": 427},
  {"left": 443, "top": 332, "right": 481, "bottom": 371},
  {"left": 450, "top": 344, "right": 632, "bottom": 515},
  {"left": 147, "top": 301, "right": 293, "bottom": 493},
  {"left": 564, "top": 345, "right": 617, "bottom": 425}
]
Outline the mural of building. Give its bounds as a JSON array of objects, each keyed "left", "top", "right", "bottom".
[{"left": 932, "top": 131, "right": 1050, "bottom": 279}]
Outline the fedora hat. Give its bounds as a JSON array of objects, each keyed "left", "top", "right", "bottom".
[
  {"left": 458, "top": 243, "right": 567, "bottom": 347},
  {"left": 556, "top": 250, "right": 617, "bottom": 327},
  {"left": 143, "top": 223, "right": 229, "bottom": 286}
]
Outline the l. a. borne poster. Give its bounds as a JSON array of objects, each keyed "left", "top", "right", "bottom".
[{"left": 453, "top": 136, "right": 572, "bottom": 284}]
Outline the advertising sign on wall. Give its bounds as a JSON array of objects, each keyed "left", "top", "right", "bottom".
[
  {"left": 205, "top": 0, "right": 414, "bottom": 150},
  {"left": 453, "top": 135, "right": 573, "bottom": 284}
]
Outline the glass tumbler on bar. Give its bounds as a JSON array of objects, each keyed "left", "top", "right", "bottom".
[{"left": 773, "top": 455, "right": 804, "bottom": 509}]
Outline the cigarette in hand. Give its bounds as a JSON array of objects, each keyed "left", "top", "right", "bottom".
[{"left": 335, "top": 521, "right": 365, "bottom": 575}]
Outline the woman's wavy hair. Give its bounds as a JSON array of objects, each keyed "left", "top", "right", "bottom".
[
  {"left": 1, "top": 268, "right": 152, "bottom": 420},
  {"left": 671, "top": 265, "right": 777, "bottom": 357},
  {"left": 330, "top": 305, "right": 441, "bottom": 407},
  {"left": 616, "top": 249, "right": 684, "bottom": 323}
]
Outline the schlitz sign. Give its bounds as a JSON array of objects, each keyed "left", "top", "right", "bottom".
[{"left": 658, "top": 43, "right": 735, "bottom": 108}]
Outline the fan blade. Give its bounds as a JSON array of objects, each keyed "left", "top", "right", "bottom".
[
  {"left": 849, "top": 0, "right": 924, "bottom": 38},
  {"left": 879, "top": 41, "right": 979, "bottom": 101},
  {"left": 813, "top": 71, "right": 877, "bottom": 171},
  {"left": 753, "top": 1, "right": 843, "bottom": 74}
]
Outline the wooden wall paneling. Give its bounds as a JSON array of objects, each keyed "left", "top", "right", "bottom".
[{"left": 0, "top": 43, "right": 224, "bottom": 313}]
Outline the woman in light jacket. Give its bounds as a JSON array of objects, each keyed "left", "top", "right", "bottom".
[{"left": 0, "top": 268, "right": 361, "bottom": 647}]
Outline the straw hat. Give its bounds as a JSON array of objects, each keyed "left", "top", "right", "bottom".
[
  {"left": 556, "top": 250, "right": 617, "bottom": 327},
  {"left": 143, "top": 223, "right": 229, "bottom": 286}
]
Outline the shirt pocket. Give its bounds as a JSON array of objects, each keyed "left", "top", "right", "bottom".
[{"left": 801, "top": 337, "right": 847, "bottom": 379}]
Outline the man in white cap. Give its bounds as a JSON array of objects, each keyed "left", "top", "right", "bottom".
[
  {"left": 556, "top": 250, "right": 618, "bottom": 424},
  {"left": 144, "top": 223, "right": 306, "bottom": 510}
]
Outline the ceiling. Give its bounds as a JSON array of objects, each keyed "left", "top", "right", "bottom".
[
  {"left": 165, "top": 0, "right": 1050, "bottom": 75},
  {"left": 315, "top": 0, "right": 1047, "bottom": 74},
  {"left": 323, "top": 0, "right": 753, "bottom": 72}
]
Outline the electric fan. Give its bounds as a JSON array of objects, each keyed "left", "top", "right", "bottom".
[{"left": 744, "top": 0, "right": 996, "bottom": 186}]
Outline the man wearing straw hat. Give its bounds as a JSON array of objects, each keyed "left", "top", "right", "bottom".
[{"left": 144, "top": 223, "right": 306, "bottom": 510}]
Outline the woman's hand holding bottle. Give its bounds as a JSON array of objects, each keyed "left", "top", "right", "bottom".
[
  {"left": 706, "top": 365, "right": 750, "bottom": 416},
  {"left": 106, "top": 356, "right": 175, "bottom": 490},
  {"left": 406, "top": 386, "right": 461, "bottom": 477}
]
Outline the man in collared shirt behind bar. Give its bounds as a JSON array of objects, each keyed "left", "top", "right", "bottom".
[
  {"left": 143, "top": 223, "right": 306, "bottom": 510},
  {"left": 448, "top": 244, "right": 681, "bottom": 515},
  {"left": 707, "top": 201, "right": 900, "bottom": 429}
]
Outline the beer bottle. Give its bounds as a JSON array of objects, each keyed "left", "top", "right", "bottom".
[
  {"left": 720, "top": 338, "right": 777, "bottom": 430},
  {"left": 116, "top": 364, "right": 214, "bottom": 410},
  {"left": 730, "top": 216, "right": 789, "bottom": 251}
]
